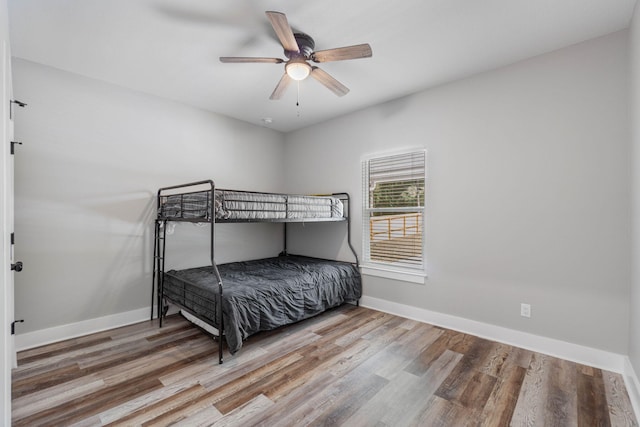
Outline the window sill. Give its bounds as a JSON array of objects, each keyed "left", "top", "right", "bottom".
[{"left": 360, "top": 264, "right": 427, "bottom": 284}]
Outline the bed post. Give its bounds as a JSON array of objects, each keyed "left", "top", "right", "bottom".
[
  {"left": 153, "top": 186, "right": 169, "bottom": 325},
  {"left": 334, "top": 193, "right": 359, "bottom": 267},
  {"left": 209, "top": 181, "right": 225, "bottom": 364},
  {"left": 158, "top": 219, "right": 168, "bottom": 327},
  {"left": 152, "top": 188, "right": 163, "bottom": 322},
  {"left": 151, "top": 219, "right": 158, "bottom": 321},
  {"left": 340, "top": 193, "right": 360, "bottom": 307},
  {"left": 151, "top": 218, "right": 167, "bottom": 321},
  {"left": 150, "top": 185, "right": 167, "bottom": 327},
  {"left": 155, "top": 180, "right": 225, "bottom": 363},
  {"left": 281, "top": 223, "right": 288, "bottom": 256}
]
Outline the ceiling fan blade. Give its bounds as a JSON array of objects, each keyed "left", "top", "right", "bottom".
[
  {"left": 311, "top": 44, "right": 372, "bottom": 63},
  {"left": 310, "top": 67, "right": 349, "bottom": 97},
  {"left": 270, "top": 73, "right": 293, "bottom": 100},
  {"left": 220, "top": 57, "right": 284, "bottom": 64},
  {"left": 265, "top": 11, "right": 299, "bottom": 53}
]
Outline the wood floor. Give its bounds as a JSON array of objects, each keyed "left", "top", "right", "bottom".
[{"left": 11, "top": 305, "right": 639, "bottom": 426}]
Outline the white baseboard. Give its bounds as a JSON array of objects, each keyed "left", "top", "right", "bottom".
[
  {"left": 360, "top": 296, "right": 625, "bottom": 373},
  {"left": 15, "top": 307, "right": 151, "bottom": 351}
]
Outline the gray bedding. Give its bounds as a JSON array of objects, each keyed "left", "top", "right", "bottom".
[{"left": 162, "top": 255, "right": 362, "bottom": 354}]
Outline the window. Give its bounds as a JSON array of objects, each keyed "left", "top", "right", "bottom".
[{"left": 362, "top": 150, "right": 426, "bottom": 282}]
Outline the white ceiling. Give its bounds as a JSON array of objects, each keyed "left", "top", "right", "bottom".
[{"left": 8, "top": 0, "right": 637, "bottom": 132}]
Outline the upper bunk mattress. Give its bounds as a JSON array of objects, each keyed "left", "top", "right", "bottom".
[
  {"left": 162, "top": 255, "right": 362, "bottom": 354},
  {"left": 158, "top": 190, "right": 343, "bottom": 221}
]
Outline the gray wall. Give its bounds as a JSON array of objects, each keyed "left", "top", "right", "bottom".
[
  {"left": 285, "top": 32, "right": 631, "bottom": 353},
  {"left": 630, "top": 1, "right": 640, "bottom": 376},
  {"left": 12, "top": 59, "right": 286, "bottom": 333}
]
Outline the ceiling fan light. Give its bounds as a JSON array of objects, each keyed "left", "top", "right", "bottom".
[{"left": 286, "top": 61, "right": 311, "bottom": 81}]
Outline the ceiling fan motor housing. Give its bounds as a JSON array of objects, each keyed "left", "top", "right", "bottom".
[{"left": 286, "top": 33, "right": 315, "bottom": 59}]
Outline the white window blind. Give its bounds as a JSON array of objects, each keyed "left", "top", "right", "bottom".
[{"left": 363, "top": 150, "right": 426, "bottom": 273}]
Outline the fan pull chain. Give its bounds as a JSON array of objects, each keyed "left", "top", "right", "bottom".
[{"left": 296, "top": 81, "right": 301, "bottom": 117}]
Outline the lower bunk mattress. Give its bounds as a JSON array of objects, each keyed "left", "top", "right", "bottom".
[{"left": 162, "top": 255, "right": 362, "bottom": 354}]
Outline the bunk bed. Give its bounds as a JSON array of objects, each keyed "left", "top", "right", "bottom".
[{"left": 152, "top": 180, "right": 361, "bottom": 364}]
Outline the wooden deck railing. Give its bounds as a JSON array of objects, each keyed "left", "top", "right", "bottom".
[{"left": 369, "top": 212, "right": 422, "bottom": 241}]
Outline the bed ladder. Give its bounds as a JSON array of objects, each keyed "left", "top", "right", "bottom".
[{"left": 151, "top": 219, "right": 167, "bottom": 322}]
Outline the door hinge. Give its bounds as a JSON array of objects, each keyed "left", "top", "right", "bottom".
[
  {"left": 11, "top": 232, "right": 14, "bottom": 245},
  {"left": 11, "top": 320, "right": 24, "bottom": 335},
  {"left": 10, "top": 141, "right": 22, "bottom": 155},
  {"left": 9, "top": 99, "right": 26, "bottom": 120}
]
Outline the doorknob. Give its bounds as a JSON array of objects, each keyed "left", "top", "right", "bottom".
[{"left": 11, "top": 261, "right": 23, "bottom": 272}]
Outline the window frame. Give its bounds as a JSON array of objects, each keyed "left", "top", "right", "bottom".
[{"left": 361, "top": 149, "right": 427, "bottom": 284}]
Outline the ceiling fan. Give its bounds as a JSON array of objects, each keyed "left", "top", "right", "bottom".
[{"left": 220, "top": 11, "right": 373, "bottom": 100}]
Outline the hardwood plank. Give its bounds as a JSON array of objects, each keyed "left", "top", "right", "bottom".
[
  {"left": 346, "top": 348, "right": 463, "bottom": 426},
  {"left": 14, "top": 327, "right": 207, "bottom": 399},
  {"left": 169, "top": 404, "right": 223, "bottom": 427},
  {"left": 208, "top": 394, "right": 273, "bottom": 427},
  {"left": 11, "top": 319, "right": 191, "bottom": 383},
  {"left": 478, "top": 342, "right": 511, "bottom": 377},
  {"left": 389, "top": 321, "right": 444, "bottom": 359},
  {"left": 311, "top": 308, "right": 387, "bottom": 343},
  {"left": 97, "top": 381, "right": 214, "bottom": 425},
  {"left": 334, "top": 310, "right": 395, "bottom": 346},
  {"left": 69, "top": 415, "right": 102, "bottom": 426},
  {"left": 409, "top": 395, "right": 476, "bottom": 427},
  {"left": 326, "top": 317, "right": 409, "bottom": 378},
  {"left": 356, "top": 322, "right": 445, "bottom": 381},
  {"left": 397, "top": 317, "right": 421, "bottom": 330},
  {"left": 477, "top": 360, "right": 527, "bottom": 426},
  {"left": 602, "top": 370, "right": 639, "bottom": 427},
  {"left": 404, "top": 328, "right": 464, "bottom": 376},
  {"left": 12, "top": 362, "right": 82, "bottom": 399},
  {"left": 577, "top": 369, "right": 611, "bottom": 427},
  {"left": 579, "top": 363, "right": 596, "bottom": 377},
  {"left": 79, "top": 326, "right": 204, "bottom": 369},
  {"left": 448, "top": 332, "right": 478, "bottom": 354},
  {"left": 543, "top": 357, "right": 578, "bottom": 426},
  {"left": 434, "top": 336, "right": 497, "bottom": 406},
  {"left": 197, "top": 344, "right": 300, "bottom": 392},
  {"left": 14, "top": 342, "right": 215, "bottom": 426},
  {"left": 261, "top": 346, "right": 347, "bottom": 402},
  {"left": 17, "top": 336, "right": 113, "bottom": 366},
  {"left": 12, "top": 377, "right": 105, "bottom": 420},
  {"left": 13, "top": 377, "right": 163, "bottom": 427},
  {"left": 455, "top": 370, "right": 498, "bottom": 413},
  {"left": 242, "top": 371, "right": 337, "bottom": 426},
  {"left": 209, "top": 351, "right": 306, "bottom": 414},
  {"left": 106, "top": 383, "right": 208, "bottom": 426},
  {"left": 510, "top": 352, "right": 551, "bottom": 426},
  {"left": 298, "top": 370, "right": 388, "bottom": 426},
  {"left": 100, "top": 336, "right": 214, "bottom": 386},
  {"left": 505, "top": 345, "right": 534, "bottom": 369},
  {"left": 357, "top": 347, "right": 415, "bottom": 381}
]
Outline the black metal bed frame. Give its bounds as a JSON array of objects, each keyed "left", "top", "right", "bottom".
[{"left": 151, "top": 179, "right": 358, "bottom": 364}]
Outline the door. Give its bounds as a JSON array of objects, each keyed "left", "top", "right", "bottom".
[{"left": 1, "top": 37, "right": 14, "bottom": 424}]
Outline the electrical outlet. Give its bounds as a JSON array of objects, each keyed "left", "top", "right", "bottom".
[{"left": 520, "top": 303, "right": 531, "bottom": 318}]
